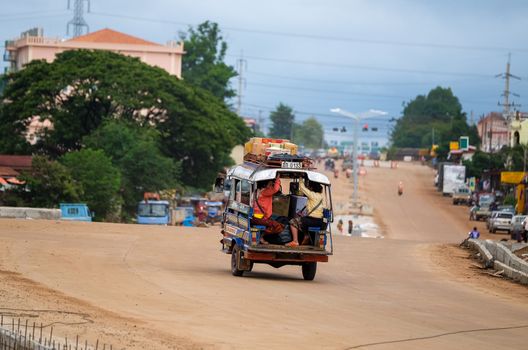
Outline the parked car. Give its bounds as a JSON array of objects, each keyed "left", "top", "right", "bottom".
[
  {"left": 489, "top": 211, "right": 514, "bottom": 233},
  {"left": 486, "top": 211, "right": 499, "bottom": 229},
  {"left": 452, "top": 186, "right": 471, "bottom": 205},
  {"left": 510, "top": 215, "right": 527, "bottom": 240}
]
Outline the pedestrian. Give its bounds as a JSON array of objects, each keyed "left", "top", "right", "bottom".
[
  {"left": 334, "top": 168, "right": 339, "bottom": 179},
  {"left": 348, "top": 220, "right": 353, "bottom": 234},
  {"left": 337, "top": 219, "right": 343, "bottom": 234},
  {"left": 398, "top": 181, "right": 404, "bottom": 196},
  {"left": 468, "top": 226, "right": 480, "bottom": 239}
]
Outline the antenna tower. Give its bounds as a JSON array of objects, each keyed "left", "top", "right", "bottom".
[{"left": 67, "top": 0, "right": 91, "bottom": 37}]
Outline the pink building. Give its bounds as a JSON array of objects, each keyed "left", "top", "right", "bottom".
[
  {"left": 5, "top": 28, "right": 184, "bottom": 77},
  {"left": 477, "top": 112, "right": 508, "bottom": 153}
]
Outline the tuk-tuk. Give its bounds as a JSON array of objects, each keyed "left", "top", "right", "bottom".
[
  {"left": 205, "top": 201, "right": 223, "bottom": 224},
  {"left": 218, "top": 159, "right": 334, "bottom": 281}
]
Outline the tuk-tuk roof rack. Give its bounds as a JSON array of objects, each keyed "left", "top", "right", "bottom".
[{"left": 243, "top": 153, "right": 315, "bottom": 170}]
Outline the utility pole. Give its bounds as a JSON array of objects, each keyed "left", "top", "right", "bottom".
[
  {"left": 496, "top": 54, "right": 521, "bottom": 147},
  {"left": 67, "top": 0, "right": 91, "bottom": 37},
  {"left": 236, "top": 52, "right": 247, "bottom": 116}
]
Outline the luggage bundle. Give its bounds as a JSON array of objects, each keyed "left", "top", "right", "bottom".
[{"left": 244, "top": 138, "right": 298, "bottom": 158}]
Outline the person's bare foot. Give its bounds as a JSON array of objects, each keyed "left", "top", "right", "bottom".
[
  {"left": 301, "top": 236, "right": 311, "bottom": 245},
  {"left": 259, "top": 238, "right": 269, "bottom": 245}
]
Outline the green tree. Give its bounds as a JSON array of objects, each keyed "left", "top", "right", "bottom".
[
  {"left": 391, "top": 86, "right": 480, "bottom": 151},
  {"left": 84, "top": 120, "right": 181, "bottom": 217},
  {"left": 13, "top": 156, "right": 81, "bottom": 207},
  {"left": 0, "top": 50, "right": 249, "bottom": 188},
  {"left": 180, "top": 21, "right": 237, "bottom": 101},
  {"left": 293, "top": 117, "right": 324, "bottom": 148},
  {"left": 269, "top": 103, "right": 295, "bottom": 139},
  {"left": 61, "top": 149, "right": 121, "bottom": 221}
]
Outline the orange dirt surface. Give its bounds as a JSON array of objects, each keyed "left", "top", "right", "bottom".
[{"left": 0, "top": 161, "right": 527, "bottom": 349}]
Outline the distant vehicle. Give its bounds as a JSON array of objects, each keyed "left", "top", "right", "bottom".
[
  {"left": 489, "top": 211, "right": 513, "bottom": 233},
  {"left": 452, "top": 186, "right": 471, "bottom": 205},
  {"left": 368, "top": 151, "right": 380, "bottom": 160},
  {"left": 137, "top": 200, "right": 170, "bottom": 225},
  {"left": 205, "top": 201, "right": 223, "bottom": 224},
  {"left": 469, "top": 193, "right": 495, "bottom": 221},
  {"left": 342, "top": 159, "right": 353, "bottom": 171},
  {"left": 497, "top": 205, "right": 515, "bottom": 214},
  {"left": 510, "top": 215, "right": 526, "bottom": 239},
  {"left": 442, "top": 165, "right": 466, "bottom": 196},
  {"left": 60, "top": 203, "right": 93, "bottom": 222},
  {"left": 486, "top": 211, "right": 499, "bottom": 229}
]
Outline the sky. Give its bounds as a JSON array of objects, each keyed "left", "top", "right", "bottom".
[{"left": 1, "top": 0, "right": 527, "bottom": 144}]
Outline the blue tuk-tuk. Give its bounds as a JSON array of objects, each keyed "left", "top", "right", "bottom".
[{"left": 218, "top": 159, "right": 334, "bottom": 281}]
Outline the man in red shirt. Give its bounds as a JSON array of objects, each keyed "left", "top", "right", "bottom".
[{"left": 251, "top": 174, "right": 284, "bottom": 243}]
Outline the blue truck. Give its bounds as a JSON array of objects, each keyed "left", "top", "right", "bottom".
[
  {"left": 137, "top": 200, "right": 171, "bottom": 225},
  {"left": 60, "top": 203, "right": 93, "bottom": 222}
]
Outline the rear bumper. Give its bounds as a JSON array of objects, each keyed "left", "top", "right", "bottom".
[{"left": 245, "top": 251, "right": 329, "bottom": 263}]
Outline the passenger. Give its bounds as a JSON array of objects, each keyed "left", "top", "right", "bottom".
[
  {"left": 251, "top": 174, "right": 284, "bottom": 244},
  {"left": 348, "top": 220, "right": 353, "bottom": 234},
  {"left": 287, "top": 179, "right": 326, "bottom": 247}
]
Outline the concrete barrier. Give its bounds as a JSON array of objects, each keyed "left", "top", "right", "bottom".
[
  {"left": 470, "top": 239, "right": 528, "bottom": 285},
  {"left": 0, "top": 206, "right": 61, "bottom": 220}
]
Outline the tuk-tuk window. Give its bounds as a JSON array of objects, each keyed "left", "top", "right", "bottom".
[
  {"left": 240, "top": 180, "right": 251, "bottom": 205},
  {"left": 229, "top": 179, "right": 237, "bottom": 202}
]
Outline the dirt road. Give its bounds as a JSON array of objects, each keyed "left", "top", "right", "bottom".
[{"left": 1, "top": 162, "right": 527, "bottom": 349}]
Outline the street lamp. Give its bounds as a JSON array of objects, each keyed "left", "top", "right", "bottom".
[{"left": 330, "top": 108, "right": 388, "bottom": 207}]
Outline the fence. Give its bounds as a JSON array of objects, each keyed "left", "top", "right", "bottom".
[{"left": 0, "top": 317, "right": 112, "bottom": 350}]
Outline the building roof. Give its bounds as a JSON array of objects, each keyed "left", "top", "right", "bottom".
[
  {"left": 0, "top": 155, "right": 33, "bottom": 170},
  {"left": 68, "top": 28, "right": 161, "bottom": 47},
  {"left": 0, "top": 166, "right": 19, "bottom": 177}
]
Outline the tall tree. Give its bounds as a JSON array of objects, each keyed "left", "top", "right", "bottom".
[
  {"left": 180, "top": 21, "right": 237, "bottom": 101},
  {"left": 14, "top": 156, "right": 81, "bottom": 208},
  {"left": 294, "top": 117, "right": 324, "bottom": 148},
  {"left": 61, "top": 149, "right": 121, "bottom": 221},
  {"left": 269, "top": 103, "right": 295, "bottom": 139},
  {"left": 84, "top": 120, "right": 181, "bottom": 217},
  {"left": 391, "top": 86, "right": 480, "bottom": 150},
  {"left": 0, "top": 50, "right": 249, "bottom": 188}
]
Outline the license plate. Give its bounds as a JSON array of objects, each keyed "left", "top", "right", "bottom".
[{"left": 281, "top": 161, "right": 302, "bottom": 169}]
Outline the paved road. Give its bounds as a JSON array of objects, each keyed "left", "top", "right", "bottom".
[{"left": 0, "top": 162, "right": 527, "bottom": 349}]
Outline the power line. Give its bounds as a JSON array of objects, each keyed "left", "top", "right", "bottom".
[
  {"left": 87, "top": 11, "right": 528, "bottom": 53},
  {"left": 246, "top": 70, "right": 485, "bottom": 87},
  {"left": 246, "top": 81, "right": 407, "bottom": 99},
  {"left": 231, "top": 54, "right": 493, "bottom": 78},
  {"left": 0, "top": 13, "right": 69, "bottom": 22},
  {"left": 0, "top": 10, "right": 67, "bottom": 18}
]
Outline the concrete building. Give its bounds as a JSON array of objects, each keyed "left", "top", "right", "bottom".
[
  {"left": 477, "top": 112, "right": 509, "bottom": 153},
  {"left": 4, "top": 28, "right": 184, "bottom": 77},
  {"left": 509, "top": 111, "right": 528, "bottom": 147}
]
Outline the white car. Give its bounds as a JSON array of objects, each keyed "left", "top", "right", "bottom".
[{"left": 489, "top": 211, "right": 513, "bottom": 233}]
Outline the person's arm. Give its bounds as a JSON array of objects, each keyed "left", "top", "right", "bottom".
[
  {"left": 260, "top": 177, "right": 281, "bottom": 197},
  {"left": 299, "top": 181, "right": 315, "bottom": 200}
]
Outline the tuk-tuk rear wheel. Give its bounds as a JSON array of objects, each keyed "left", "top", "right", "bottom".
[
  {"left": 231, "top": 246, "right": 244, "bottom": 277},
  {"left": 302, "top": 262, "right": 317, "bottom": 281}
]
